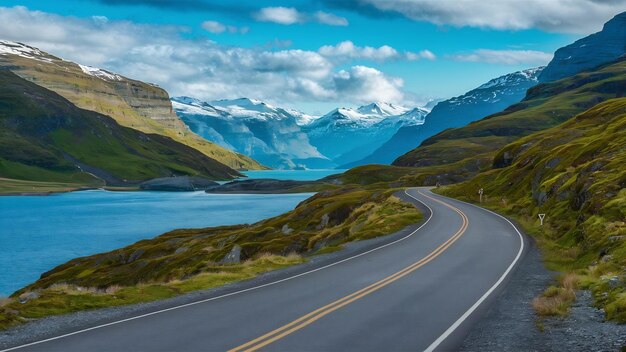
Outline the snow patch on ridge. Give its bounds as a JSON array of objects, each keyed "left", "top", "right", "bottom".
[
  {"left": 0, "top": 40, "right": 54, "bottom": 63},
  {"left": 78, "top": 64, "right": 123, "bottom": 81}
]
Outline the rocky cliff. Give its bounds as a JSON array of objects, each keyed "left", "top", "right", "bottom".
[{"left": 0, "top": 40, "right": 263, "bottom": 170}]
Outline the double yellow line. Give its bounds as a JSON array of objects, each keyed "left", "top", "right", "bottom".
[{"left": 228, "top": 191, "right": 469, "bottom": 352}]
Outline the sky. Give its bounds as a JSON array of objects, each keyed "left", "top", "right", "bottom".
[{"left": 1, "top": 0, "right": 625, "bottom": 114}]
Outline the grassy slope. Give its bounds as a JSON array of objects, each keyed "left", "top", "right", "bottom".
[
  {"left": 393, "top": 60, "right": 626, "bottom": 182},
  {"left": 0, "top": 186, "right": 421, "bottom": 329},
  {"left": 437, "top": 98, "right": 626, "bottom": 322},
  {"left": 0, "top": 70, "right": 240, "bottom": 183},
  {"left": 0, "top": 53, "right": 263, "bottom": 171}
]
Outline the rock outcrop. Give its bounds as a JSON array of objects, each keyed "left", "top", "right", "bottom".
[{"left": 538, "top": 12, "right": 626, "bottom": 82}]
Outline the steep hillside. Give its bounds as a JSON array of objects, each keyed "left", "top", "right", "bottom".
[
  {"left": 539, "top": 12, "right": 626, "bottom": 82},
  {"left": 354, "top": 67, "right": 543, "bottom": 166},
  {"left": 172, "top": 97, "right": 328, "bottom": 169},
  {"left": 0, "top": 40, "right": 262, "bottom": 170},
  {"left": 0, "top": 70, "right": 240, "bottom": 184},
  {"left": 439, "top": 98, "right": 626, "bottom": 322},
  {"left": 393, "top": 59, "right": 626, "bottom": 178}
]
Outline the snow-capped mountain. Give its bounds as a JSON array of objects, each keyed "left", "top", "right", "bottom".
[
  {"left": 172, "top": 97, "right": 330, "bottom": 169},
  {"left": 356, "top": 102, "right": 410, "bottom": 116},
  {"left": 174, "top": 98, "right": 428, "bottom": 169},
  {"left": 304, "top": 102, "right": 428, "bottom": 166},
  {"left": 346, "top": 67, "right": 544, "bottom": 167}
]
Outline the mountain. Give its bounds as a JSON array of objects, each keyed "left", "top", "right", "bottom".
[
  {"left": 440, "top": 97, "right": 626, "bottom": 322},
  {"left": 0, "top": 40, "right": 262, "bottom": 171},
  {"left": 304, "top": 102, "right": 428, "bottom": 167},
  {"left": 538, "top": 12, "right": 626, "bottom": 82},
  {"left": 172, "top": 97, "right": 330, "bottom": 169},
  {"left": 392, "top": 58, "right": 626, "bottom": 180},
  {"left": 350, "top": 67, "right": 543, "bottom": 166},
  {"left": 0, "top": 70, "right": 241, "bottom": 185}
]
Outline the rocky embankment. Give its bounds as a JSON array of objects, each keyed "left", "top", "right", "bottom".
[
  {"left": 205, "top": 178, "right": 319, "bottom": 193},
  {"left": 139, "top": 176, "right": 219, "bottom": 191}
]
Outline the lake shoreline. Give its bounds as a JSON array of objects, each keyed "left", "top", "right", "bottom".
[
  {"left": 1, "top": 169, "right": 345, "bottom": 196},
  {"left": 1, "top": 189, "right": 314, "bottom": 296}
]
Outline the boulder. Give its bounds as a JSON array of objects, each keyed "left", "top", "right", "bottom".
[
  {"left": 220, "top": 245, "right": 241, "bottom": 264},
  {"left": 18, "top": 291, "right": 39, "bottom": 304}
]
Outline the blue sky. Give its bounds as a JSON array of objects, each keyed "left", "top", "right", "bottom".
[{"left": 1, "top": 0, "right": 624, "bottom": 114}]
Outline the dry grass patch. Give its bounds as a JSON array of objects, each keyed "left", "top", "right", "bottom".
[{"left": 533, "top": 273, "right": 578, "bottom": 317}]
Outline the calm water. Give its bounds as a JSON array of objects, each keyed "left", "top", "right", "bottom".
[
  {"left": 242, "top": 169, "right": 346, "bottom": 181},
  {"left": 0, "top": 190, "right": 312, "bottom": 295}
]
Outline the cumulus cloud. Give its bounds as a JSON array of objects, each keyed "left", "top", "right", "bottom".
[
  {"left": 333, "top": 66, "right": 405, "bottom": 103},
  {"left": 319, "top": 41, "right": 435, "bottom": 62},
  {"left": 451, "top": 49, "right": 553, "bottom": 65},
  {"left": 255, "top": 7, "right": 301, "bottom": 25},
  {"left": 201, "top": 20, "right": 248, "bottom": 34},
  {"left": 323, "top": 0, "right": 626, "bottom": 34},
  {"left": 254, "top": 7, "right": 349, "bottom": 26},
  {"left": 0, "top": 6, "right": 410, "bottom": 106}
]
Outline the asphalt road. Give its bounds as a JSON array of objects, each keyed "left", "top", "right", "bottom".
[{"left": 3, "top": 188, "right": 525, "bottom": 352}]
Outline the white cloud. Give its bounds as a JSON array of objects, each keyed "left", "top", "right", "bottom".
[
  {"left": 319, "top": 41, "right": 435, "bottom": 62},
  {"left": 201, "top": 20, "right": 225, "bottom": 33},
  {"left": 329, "top": 0, "right": 626, "bottom": 34},
  {"left": 451, "top": 49, "right": 553, "bottom": 65},
  {"left": 333, "top": 66, "right": 405, "bottom": 103},
  {"left": 255, "top": 7, "right": 301, "bottom": 25},
  {"left": 255, "top": 7, "right": 349, "bottom": 26},
  {"left": 314, "top": 11, "right": 349, "bottom": 26},
  {"left": 0, "top": 6, "right": 412, "bottom": 107},
  {"left": 202, "top": 20, "right": 247, "bottom": 34}
]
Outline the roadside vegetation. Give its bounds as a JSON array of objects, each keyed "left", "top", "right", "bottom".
[
  {"left": 437, "top": 98, "right": 626, "bottom": 323},
  {"left": 0, "top": 187, "right": 421, "bottom": 330}
]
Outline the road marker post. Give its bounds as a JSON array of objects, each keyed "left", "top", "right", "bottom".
[
  {"left": 478, "top": 188, "right": 484, "bottom": 203},
  {"left": 538, "top": 213, "right": 546, "bottom": 226}
]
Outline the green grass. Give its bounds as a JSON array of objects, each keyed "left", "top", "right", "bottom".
[
  {"left": 0, "top": 186, "right": 422, "bottom": 330},
  {"left": 392, "top": 60, "right": 626, "bottom": 186},
  {"left": 0, "top": 52, "right": 263, "bottom": 170},
  {"left": 0, "top": 70, "right": 241, "bottom": 183},
  {"left": 436, "top": 98, "right": 626, "bottom": 322},
  {"left": 0, "top": 254, "right": 302, "bottom": 330}
]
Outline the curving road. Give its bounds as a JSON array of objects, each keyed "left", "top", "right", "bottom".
[{"left": 3, "top": 188, "right": 525, "bottom": 352}]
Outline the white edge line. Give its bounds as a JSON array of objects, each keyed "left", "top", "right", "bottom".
[
  {"left": 423, "top": 192, "right": 526, "bottom": 352},
  {"left": 2, "top": 189, "right": 434, "bottom": 352}
]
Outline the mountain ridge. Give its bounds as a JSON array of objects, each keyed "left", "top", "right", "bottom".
[
  {"left": 344, "top": 66, "right": 543, "bottom": 167},
  {"left": 0, "top": 40, "right": 263, "bottom": 171},
  {"left": 0, "top": 70, "right": 241, "bottom": 185}
]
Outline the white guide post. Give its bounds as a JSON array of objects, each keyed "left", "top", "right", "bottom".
[{"left": 538, "top": 213, "right": 546, "bottom": 226}]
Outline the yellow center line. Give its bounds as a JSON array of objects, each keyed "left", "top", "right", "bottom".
[{"left": 228, "top": 190, "right": 469, "bottom": 352}]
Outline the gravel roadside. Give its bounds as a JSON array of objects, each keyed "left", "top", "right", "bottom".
[{"left": 460, "top": 236, "right": 626, "bottom": 352}]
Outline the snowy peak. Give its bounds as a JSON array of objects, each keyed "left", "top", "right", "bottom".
[
  {"left": 207, "top": 98, "right": 296, "bottom": 120},
  {"left": 172, "top": 96, "right": 315, "bottom": 124},
  {"left": 78, "top": 64, "right": 123, "bottom": 81},
  {"left": 446, "top": 66, "right": 544, "bottom": 107},
  {"left": 309, "top": 102, "right": 426, "bottom": 130},
  {"left": 0, "top": 40, "right": 55, "bottom": 63},
  {"left": 171, "top": 97, "right": 222, "bottom": 118},
  {"left": 0, "top": 40, "right": 125, "bottom": 82},
  {"left": 356, "top": 102, "right": 409, "bottom": 116},
  {"left": 477, "top": 67, "right": 544, "bottom": 90}
]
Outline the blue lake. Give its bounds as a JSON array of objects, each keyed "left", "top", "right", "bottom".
[
  {"left": 242, "top": 169, "right": 346, "bottom": 181},
  {"left": 0, "top": 190, "right": 312, "bottom": 296}
]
